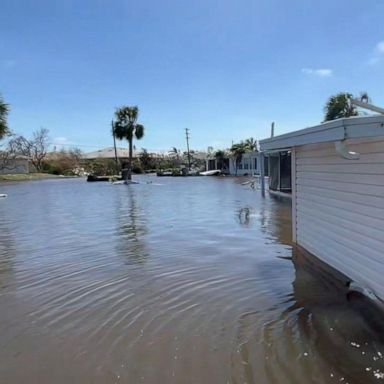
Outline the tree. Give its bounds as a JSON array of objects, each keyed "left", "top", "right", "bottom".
[
  {"left": 139, "top": 148, "right": 155, "bottom": 170},
  {"left": 229, "top": 142, "right": 247, "bottom": 175},
  {"left": 11, "top": 128, "right": 50, "bottom": 172},
  {"left": 214, "top": 150, "right": 227, "bottom": 171},
  {"left": 168, "top": 147, "right": 181, "bottom": 168},
  {"left": 244, "top": 137, "right": 258, "bottom": 151},
  {"left": 324, "top": 92, "right": 359, "bottom": 121},
  {"left": 43, "top": 147, "right": 83, "bottom": 175},
  {"left": 113, "top": 106, "right": 145, "bottom": 181},
  {"left": 0, "top": 138, "right": 17, "bottom": 172},
  {"left": 0, "top": 94, "right": 10, "bottom": 140}
]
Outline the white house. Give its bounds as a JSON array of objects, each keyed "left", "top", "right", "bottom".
[
  {"left": 260, "top": 116, "right": 384, "bottom": 305},
  {"left": 229, "top": 151, "right": 260, "bottom": 176},
  {"left": 206, "top": 151, "right": 260, "bottom": 176}
]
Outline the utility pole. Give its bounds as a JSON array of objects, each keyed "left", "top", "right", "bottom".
[
  {"left": 185, "top": 128, "right": 191, "bottom": 170},
  {"left": 112, "top": 120, "right": 118, "bottom": 165}
]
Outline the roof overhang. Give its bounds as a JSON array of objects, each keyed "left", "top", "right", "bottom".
[{"left": 260, "top": 116, "right": 384, "bottom": 151}]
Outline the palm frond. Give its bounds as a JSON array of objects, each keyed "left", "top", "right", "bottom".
[{"left": 135, "top": 124, "right": 144, "bottom": 140}]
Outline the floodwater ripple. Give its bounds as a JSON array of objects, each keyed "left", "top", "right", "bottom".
[{"left": 0, "top": 176, "right": 383, "bottom": 384}]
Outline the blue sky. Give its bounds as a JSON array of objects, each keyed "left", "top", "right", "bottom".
[{"left": 1, "top": 0, "right": 384, "bottom": 153}]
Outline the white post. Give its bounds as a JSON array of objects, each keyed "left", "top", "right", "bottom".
[
  {"left": 291, "top": 148, "right": 297, "bottom": 243},
  {"left": 260, "top": 153, "right": 265, "bottom": 197}
]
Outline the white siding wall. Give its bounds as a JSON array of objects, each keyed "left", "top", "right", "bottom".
[
  {"left": 229, "top": 152, "right": 260, "bottom": 176},
  {"left": 294, "top": 137, "right": 384, "bottom": 300}
]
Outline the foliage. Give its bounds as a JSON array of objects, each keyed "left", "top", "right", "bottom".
[
  {"left": 132, "top": 159, "right": 143, "bottom": 174},
  {"left": 10, "top": 128, "right": 50, "bottom": 171},
  {"left": 244, "top": 137, "right": 258, "bottom": 151},
  {"left": 43, "top": 148, "right": 84, "bottom": 175},
  {"left": 324, "top": 92, "right": 359, "bottom": 121},
  {"left": 229, "top": 142, "right": 248, "bottom": 175},
  {"left": 113, "top": 106, "right": 145, "bottom": 180},
  {"left": 0, "top": 94, "right": 9, "bottom": 140},
  {"left": 139, "top": 148, "right": 157, "bottom": 170},
  {"left": 214, "top": 150, "right": 227, "bottom": 171},
  {"left": 83, "top": 158, "right": 119, "bottom": 176},
  {"left": 0, "top": 138, "right": 17, "bottom": 171}
]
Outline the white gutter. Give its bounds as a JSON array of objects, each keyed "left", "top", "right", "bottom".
[{"left": 260, "top": 116, "right": 384, "bottom": 151}]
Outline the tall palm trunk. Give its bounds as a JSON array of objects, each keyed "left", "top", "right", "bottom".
[{"left": 127, "top": 139, "right": 133, "bottom": 181}]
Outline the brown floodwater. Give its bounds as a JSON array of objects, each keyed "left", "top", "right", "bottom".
[{"left": 0, "top": 176, "right": 383, "bottom": 384}]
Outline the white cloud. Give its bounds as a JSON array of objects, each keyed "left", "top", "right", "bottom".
[
  {"left": 376, "top": 41, "right": 384, "bottom": 54},
  {"left": 52, "top": 137, "right": 72, "bottom": 146},
  {"left": 301, "top": 68, "right": 333, "bottom": 77},
  {"left": 367, "top": 41, "right": 384, "bottom": 65}
]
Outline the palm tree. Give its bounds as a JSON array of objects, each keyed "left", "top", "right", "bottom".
[
  {"left": 229, "top": 142, "right": 247, "bottom": 175},
  {"left": 0, "top": 94, "right": 9, "bottom": 140},
  {"left": 113, "top": 106, "right": 145, "bottom": 181},
  {"left": 324, "top": 92, "right": 359, "bottom": 121},
  {"left": 168, "top": 147, "right": 181, "bottom": 168},
  {"left": 244, "top": 137, "right": 258, "bottom": 151}
]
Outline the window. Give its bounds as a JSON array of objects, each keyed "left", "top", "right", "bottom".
[{"left": 254, "top": 157, "right": 258, "bottom": 169}]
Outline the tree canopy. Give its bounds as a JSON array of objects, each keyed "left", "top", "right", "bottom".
[
  {"left": 324, "top": 92, "right": 359, "bottom": 121},
  {"left": 11, "top": 128, "right": 50, "bottom": 171},
  {"left": 0, "top": 94, "right": 9, "bottom": 140}
]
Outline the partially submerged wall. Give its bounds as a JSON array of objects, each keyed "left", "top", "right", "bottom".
[{"left": 292, "top": 137, "right": 384, "bottom": 302}]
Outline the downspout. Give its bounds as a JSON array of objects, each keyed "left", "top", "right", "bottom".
[{"left": 335, "top": 120, "right": 360, "bottom": 160}]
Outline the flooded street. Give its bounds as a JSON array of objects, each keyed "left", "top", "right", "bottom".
[{"left": 0, "top": 176, "right": 383, "bottom": 384}]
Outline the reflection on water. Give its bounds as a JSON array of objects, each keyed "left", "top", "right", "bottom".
[
  {"left": 116, "top": 187, "right": 149, "bottom": 265},
  {"left": 0, "top": 176, "right": 383, "bottom": 383}
]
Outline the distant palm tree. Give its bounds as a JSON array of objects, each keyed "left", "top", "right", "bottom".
[
  {"left": 168, "top": 147, "right": 180, "bottom": 159},
  {"left": 0, "top": 94, "right": 9, "bottom": 140},
  {"left": 324, "top": 92, "right": 359, "bottom": 121},
  {"left": 113, "top": 106, "right": 145, "bottom": 181},
  {"left": 245, "top": 137, "right": 258, "bottom": 151},
  {"left": 229, "top": 142, "right": 247, "bottom": 175},
  {"left": 168, "top": 147, "right": 181, "bottom": 167}
]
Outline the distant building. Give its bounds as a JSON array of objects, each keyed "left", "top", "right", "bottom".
[
  {"left": 83, "top": 147, "right": 140, "bottom": 160},
  {"left": 229, "top": 151, "right": 260, "bottom": 176},
  {"left": 0, "top": 155, "right": 30, "bottom": 175},
  {"left": 206, "top": 151, "right": 260, "bottom": 176}
]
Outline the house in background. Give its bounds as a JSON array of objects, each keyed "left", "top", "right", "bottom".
[
  {"left": 260, "top": 115, "right": 384, "bottom": 305},
  {"left": 206, "top": 156, "right": 230, "bottom": 173},
  {"left": 83, "top": 147, "right": 140, "bottom": 161},
  {"left": 0, "top": 155, "right": 30, "bottom": 175},
  {"left": 229, "top": 150, "right": 260, "bottom": 176},
  {"left": 206, "top": 151, "right": 260, "bottom": 176}
]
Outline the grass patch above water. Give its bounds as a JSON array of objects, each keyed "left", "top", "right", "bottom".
[{"left": 0, "top": 173, "right": 79, "bottom": 182}]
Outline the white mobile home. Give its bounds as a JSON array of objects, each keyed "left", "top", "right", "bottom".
[
  {"left": 260, "top": 116, "right": 384, "bottom": 304},
  {"left": 205, "top": 151, "right": 260, "bottom": 176},
  {"left": 229, "top": 151, "right": 260, "bottom": 176}
]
